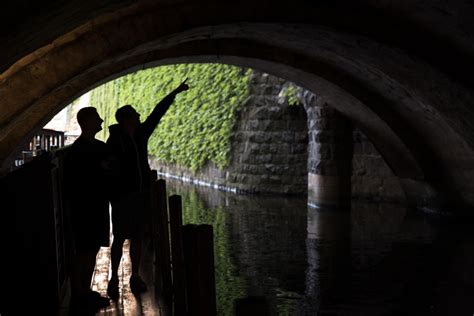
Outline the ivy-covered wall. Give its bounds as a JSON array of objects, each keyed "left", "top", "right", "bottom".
[
  {"left": 88, "top": 63, "right": 404, "bottom": 202},
  {"left": 90, "top": 64, "right": 308, "bottom": 195},
  {"left": 92, "top": 63, "right": 251, "bottom": 171},
  {"left": 151, "top": 71, "right": 309, "bottom": 195}
]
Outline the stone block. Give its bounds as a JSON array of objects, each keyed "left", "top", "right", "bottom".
[
  {"left": 294, "top": 133, "right": 308, "bottom": 143},
  {"left": 314, "top": 131, "right": 335, "bottom": 143},
  {"left": 316, "top": 148, "right": 332, "bottom": 160},
  {"left": 307, "top": 173, "right": 351, "bottom": 208},
  {"left": 315, "top": 119, "right": 330, "bottom": 129}
]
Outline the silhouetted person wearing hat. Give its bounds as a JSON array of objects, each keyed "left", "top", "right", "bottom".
[
  {"left": 106, "top": 79, "right": 189, "bottom": 298},
  {"left": 64, "top": 107, "right": 111, "bottom": 313}
]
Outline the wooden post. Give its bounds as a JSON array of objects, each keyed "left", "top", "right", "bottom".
[
  {"left": 149, "top": 179, "right": 159, "bottom": 251},
  {"left": 46, "top": 135, "right": 50, "bottom": 151},
  {"left": 147, "top": 170, "right": 158, "bottom": 248},
  {"left": 196, "top": 225, "right": 216, "bottom": 316},
  {"left": 41, "top": 134, "right": 45, "bottom": 152},
  {"left": 169, "top": 195, "right": 187, "bottom": 316},
  {"left": 183, "top": 224, "right": 216, "bottom": 316},
  {"left": 155, "top": 179, "right": 172, "bottom": 296},
  {"left": 32, "top": 135, "right": 37, "bottom": 152},
  {"left": 143, "top": 171, "right": 158, "bottom": 246},
  {"left": 183, "top": 225, "right": 199, "bottom": 316}
]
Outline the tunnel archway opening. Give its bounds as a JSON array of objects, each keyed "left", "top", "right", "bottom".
[
  {"left": 2, "top": 16, "right": 473, "bottom": 211},
  {"left": 30, "top": 61, "right": 410, "bottom": 209},
  {"left": 37, "top": 64, "right": 312, "bottom": 197},
  {"left": 4, "top": 46, "right": 430, "bottom": 209}
]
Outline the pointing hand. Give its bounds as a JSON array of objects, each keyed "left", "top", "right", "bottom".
[{"left": 176, "top": 78, "right": 189, "bottom": 93}]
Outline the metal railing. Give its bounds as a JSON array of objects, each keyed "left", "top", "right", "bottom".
[{"left": 13, "top": 129, "right": 65, "bottom": 169}]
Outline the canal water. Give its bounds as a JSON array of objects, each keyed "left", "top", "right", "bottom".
[{"left": 165, "top": 178, "right": 474, "bottom": 316}]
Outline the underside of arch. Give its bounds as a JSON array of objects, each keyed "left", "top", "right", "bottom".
[{"left": 1, "top": 3, "right": 474, "bottom": 211}]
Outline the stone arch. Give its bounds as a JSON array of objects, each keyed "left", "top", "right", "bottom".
[{"left": 1, "top": 3, "right": 474, "bottom": 211}]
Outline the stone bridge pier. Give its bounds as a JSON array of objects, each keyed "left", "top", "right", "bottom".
[
  {"left": 302, "top": 89, "right": 407, "bottom": 209},
  {"left": 305, "top": 98, "right": 353, "bottom": 209},
  {"left": 227, "top": 71, "right": 410, "bottom": 208}
]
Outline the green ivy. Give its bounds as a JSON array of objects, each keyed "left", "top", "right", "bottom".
[
  {"left": 280, "top": 84, "right": 301, "bottom": 106},
  {"left": 91, "top": 64, "right": 251, "bottom": 171}
]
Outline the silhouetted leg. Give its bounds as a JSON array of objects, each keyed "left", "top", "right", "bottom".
[
  {"left": 71, "top": 247, "right": 110, "bottom": 312},
  {"left": 130, "top": 237, "right": 142, "bottom": 276},
  {"left": 110, "top": 237, "right": 125, "bottom": 279},
  {"left": 107, "top": 236, "right": 125, "bottom": 299},
  {"left": 130, "top": 236, "right": 147, "bottom": 293}
]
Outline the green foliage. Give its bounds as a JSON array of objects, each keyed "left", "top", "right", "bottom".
[
  {"left": 281, "top": 84, "right": 301, "bottom": 106},
  {"left": 91, "top": 64, "right": 251, "bottom": 171}
]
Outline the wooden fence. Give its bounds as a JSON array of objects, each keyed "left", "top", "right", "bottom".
[{"left": 150, "top": 175, "right": 217, "bottom": 316}]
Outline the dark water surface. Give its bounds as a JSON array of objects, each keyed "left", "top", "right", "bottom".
[{"left": 165, "top": 178, "right": 474, "bottom": 316}]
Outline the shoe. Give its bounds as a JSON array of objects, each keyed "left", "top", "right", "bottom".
[
  {"left": 89, "top": 290, "right": 110, "bottom": 308},
  {"left": 70, "top": 291, "right": 110, "bottom": 315},
  {"left": 107, "top": 277, "right": 120, "bottom": 299},
  {"left": 130, "top": 275, "right": 147, "bottom": 294}
]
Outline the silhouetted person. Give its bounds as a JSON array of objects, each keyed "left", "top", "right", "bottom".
[
  {"left": 64, "top": 107, "right": 111, "bottom": 313},
  {"left": 106, "top": 79, "right": 189, "bottom": 298}
]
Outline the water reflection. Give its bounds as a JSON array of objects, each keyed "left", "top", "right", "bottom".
[
  {"left": 165, "top": 179, "right": 474, "bottom": 315},
  {"left": 304, "top": 209, "right": 351, "bottom": 315}
]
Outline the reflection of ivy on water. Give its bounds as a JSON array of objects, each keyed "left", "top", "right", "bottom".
[
  {"left": 172, "top": 187, "right": 247, "bottom": 315},
  {"left": 275, "top": 289, "right": 302, "bottom": 316}
]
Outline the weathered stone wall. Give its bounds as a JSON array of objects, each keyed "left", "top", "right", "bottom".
[
  {"left": 300, "top": 90, "right": 405, "bottom": 205},
  {"left": 151, "top": 71, "right": 309, "bottom": 194},
  {"left": 150, "top": 160, "right": 229, "bottom": 190},
  {"left": 225, "top": 72, "right": 308, "bottom": 194},
  {"left": 301, "top": 91, "right": 353, "bottom": 207},
  {"left": 352, "top": 129, "right": 406, "bottom": 202}
]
